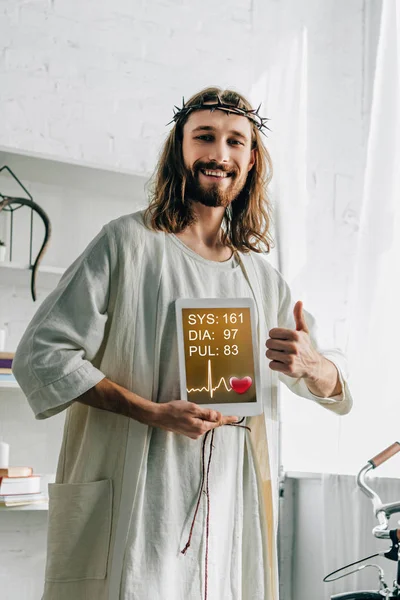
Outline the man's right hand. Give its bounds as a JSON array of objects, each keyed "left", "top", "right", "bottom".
[
  {"left": 76, "top": 379, "right": 238, "bottom": 440},
  {"left": 151, "top": 400, "right": 239, "bottom": 440}
]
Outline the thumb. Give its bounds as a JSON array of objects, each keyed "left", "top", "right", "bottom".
[
  {"left": 293, "top": 300, "right": 309, "bottom": 333},
  {"left": 200, "top": 408, "right": 222, "bottom": 422}
]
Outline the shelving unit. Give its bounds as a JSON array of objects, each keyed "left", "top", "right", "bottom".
[
  {"left": 0, "top": 146, "right": 148, "bottom": 532},
  {"left": 0, "top": 146, "right": 149, "bottom": 287}
]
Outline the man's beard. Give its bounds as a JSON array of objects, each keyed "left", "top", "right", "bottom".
[{"left": 184, "top": 161, "right": 248, "bottom": 208}]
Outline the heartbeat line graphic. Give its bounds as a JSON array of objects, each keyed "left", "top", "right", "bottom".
[{"left": 187, "top": 359, "right": 232, "bottom": 399}]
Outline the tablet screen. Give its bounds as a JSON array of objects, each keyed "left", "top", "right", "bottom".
[{"left": 180, "top": 306, "right": 257, "bottom": 405}]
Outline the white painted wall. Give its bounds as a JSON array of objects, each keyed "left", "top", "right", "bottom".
[{"left": 0, "top": 0, "right": 382, "bottom": 598}]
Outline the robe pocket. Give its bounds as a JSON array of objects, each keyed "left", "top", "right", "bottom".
[{"left": 45, "top": 479, "right": 113, "bottom": 582}]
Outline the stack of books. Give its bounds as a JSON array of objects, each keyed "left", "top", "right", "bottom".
[
  {"left": 0, "top": 352, "right": 17, "bottom": 386},
  {"left": 0, "top": 467, "right": 48, "bottom": 508}
]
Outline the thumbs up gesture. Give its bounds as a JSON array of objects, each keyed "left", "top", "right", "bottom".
[{"left": 265, "top": 300, "right": 322, "bottom": 380}]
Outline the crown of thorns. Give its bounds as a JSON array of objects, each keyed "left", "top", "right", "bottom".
[{"left": 167, "top": 94, "right": 271, "bottom": 137}]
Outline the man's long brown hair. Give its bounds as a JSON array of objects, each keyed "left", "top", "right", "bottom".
[{"left": 144, "top": 86, "right": 275, "bottom": 254}]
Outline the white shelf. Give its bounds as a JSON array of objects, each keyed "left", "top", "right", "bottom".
[
  {"left": 0, "top": 262, "right": 65, "bottom": 290},
  {"left": 0, "top": 474, "right": 54, "bottom": 511},
  {"left": 0, "top": 262, "right": 65, "bottom": 275},
  {"left": 0, "top": 502, "right": 48, "bottom": 511},
  {"left": 0, "top": 380, "right": 20, "bottom": 389},
  {"left": 0, "top": 146, "right": 150, "bottom": 198}
]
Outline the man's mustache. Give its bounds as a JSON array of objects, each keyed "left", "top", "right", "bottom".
[{"left": 193, "top": 162, "right": 237, "bottom": 176}]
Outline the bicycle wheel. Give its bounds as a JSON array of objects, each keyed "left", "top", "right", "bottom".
[{"left": 331, "top": 592, "right": 384, "bottom": 599}]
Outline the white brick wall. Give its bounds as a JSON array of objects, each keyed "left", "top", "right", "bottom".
[
  {"left": 0, "top": 0, "right": 381, "bottom": 597},
  {"left": 0, "top": 0, "right": 277, "bottom": 173}
]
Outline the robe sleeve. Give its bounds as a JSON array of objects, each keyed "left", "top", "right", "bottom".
[
  {"left": 12, "top": 226, "right": 115, "bottom": 420},
  {"left": 275, "top": 272, "right": 353, "bottom": 416}
]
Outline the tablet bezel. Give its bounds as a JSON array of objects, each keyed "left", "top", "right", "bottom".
[{"left": 175, "top": 297, "right": 263, "bottom": 417}]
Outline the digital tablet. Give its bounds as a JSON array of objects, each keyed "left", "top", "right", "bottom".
[{"left": 175, "top": 297, "right": 262, "bottom": 417}]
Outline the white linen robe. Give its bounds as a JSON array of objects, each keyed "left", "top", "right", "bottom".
[{"left": 12, "top": 210, "right": 353, "bottom": 600}]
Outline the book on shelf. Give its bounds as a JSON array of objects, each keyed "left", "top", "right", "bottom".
[
  {"left": 0, "top": 361, "right": 13, "bottom": 370},
  {"left": 0, "top": 475, "right": 41, "bottom": 495},
  {"left": 0, "top": 466, "right": 33, "bottom": 478},
  {"left": 0, "top": 352, "right": 15, "bottom": 378},
  {"left": 0, "top": 492, "right": 48, "bottom": 507}
]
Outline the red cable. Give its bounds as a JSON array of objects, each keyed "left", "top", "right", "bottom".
[{"left": 181, "top": 421, "right": 251, "bottom": 599}]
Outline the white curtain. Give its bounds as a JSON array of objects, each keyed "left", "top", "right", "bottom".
[
  {"left": 272, "top": 0, "right": 400, "bottom": 476},
  {"left": 267, "top": 2, "right": 400, "bottom": 597},
  {"left": 321, "top": 2, "right": 400, "bottom": 594},
  {"left": 250, "top": 28, "right": 309, "bottom": 476},
  {"left": 252, "top": 22, "right": 358, "bottom": 476},
  {"left": 250, "top": 27, "right": 309, "bottom": 280},
  {"left": 333, "top": 0, "right": 400, "bottom": 477}
]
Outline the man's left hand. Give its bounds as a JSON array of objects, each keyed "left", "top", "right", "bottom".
[{"left": 265, "top": 300, "right": 322, "bottom": 380}]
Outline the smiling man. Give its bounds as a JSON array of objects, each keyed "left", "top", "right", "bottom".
[
  {"left": 13, "top": 87, "right": 352, "bottom": 600},
  {"left": 174, "top": 110, "right": 256, "bottom": 263}
]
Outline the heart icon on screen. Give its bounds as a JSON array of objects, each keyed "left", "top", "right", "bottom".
[{"left": 229, "top": 376, "right": 253, "bottom": 395}]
